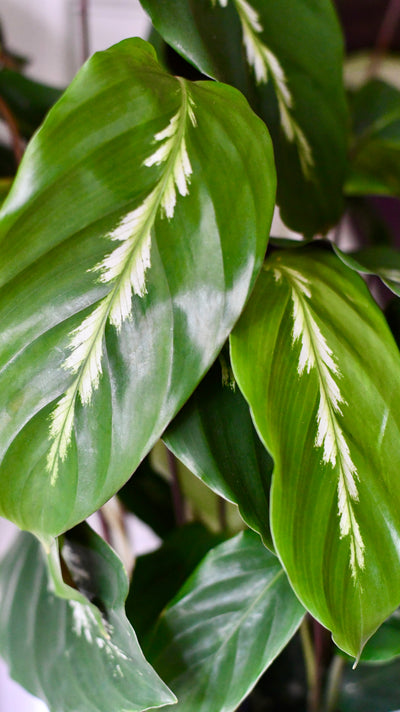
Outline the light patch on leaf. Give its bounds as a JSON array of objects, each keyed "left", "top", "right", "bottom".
[
  {"left": 47, "top": 81, "right": 196, "bottom": 483},
  {"left": 69, "top": 600, "right": 129, "bottom": 669},
  {"left": 273, "top": 265, "right": 365, "bottom": 576},
  {"left": 212, "top": 0, "right": 313, "bottom": 177}
]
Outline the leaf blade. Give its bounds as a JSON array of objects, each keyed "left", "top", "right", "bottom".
[
  {"left": 144, "top": 530, "right": 304, "bottom": 712},
  {"left": 0, "top": 525, "right": 175, "bottom": 712},
  {"left": 0, "top": 38, "right": 276, "bottom": 538},
  {"left": 231, "top": 245, "right": 400, "bottom": 657}
]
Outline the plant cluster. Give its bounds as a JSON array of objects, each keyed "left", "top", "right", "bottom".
[{"left": 1, "top": 1, "right": 400, "bottom": 711}]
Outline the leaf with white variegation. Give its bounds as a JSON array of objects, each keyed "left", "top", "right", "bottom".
[
  {"left": 0, "top": 524, "right": 175, "bottom": 712},
  {"left": 140, "top": 0, "right": 347, "bottom": 235},
  {"left": 230, "top": 245, "right": 400, "bottom": 658},
  {"left": 0, "top": 38, "right": 275, "bottom": 540},
  {"left": 144, "top": 530, "right": 304, "bottom": 712}
]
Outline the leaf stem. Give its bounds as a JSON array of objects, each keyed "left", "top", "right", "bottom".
[
  {"left": 79, "top": 0, "right": 90, "bottom": 63},
  {"left": 368, "top": 0, "right": 400, "bottom": 78},
  {"left": 324, "top": 654, "right": 346, "bottom": 712},
  {"left": 300, "top": 617, "right": 317, "bottom": 704},
  {"left": 166, "top": 447, "right": 185, "bottom": 526}
]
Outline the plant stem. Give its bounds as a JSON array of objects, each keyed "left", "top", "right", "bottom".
[
  {"left": 166, "top": 447, "right": 185, "bottom": 526},
  {"left": 300, "top": 617, "right": 317, "bottom": 708},
  {"left": 324, "top": 655, "right": 346, "bottom": 712},
  {"left": 218, "top": 496, "right": 227, "bottom": 530},
  {"left": 0, "top": 95, "right": 24, "bottom": 166},
  {"left": 368, "top": 0, "right": 400, "bottom": 77},
  {"left": 79, "top": 0, "right": 90, "bottom": 63}
]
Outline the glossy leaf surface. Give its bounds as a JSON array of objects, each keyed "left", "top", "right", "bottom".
[
  {"left": 231, "top": 246, "right": 400, "bottom": 657},
  {"left": 145, "top": 530, "right": 304, "bottom": 712},
  {"left": 347, "top": 79, "right": 400, "bottom": 197},
  {"left": 127, "top": 523, "right": 223, "bottom": 642},
  {"left": 0, "top": 38, "right": 275, "bottom": 540},
  {"left": 164, "top": 360, "right": 274, "bottom": 547},
  {"left": 0, "top": 525, "right": 175, "bottom": 712},
  {"left": 140, "top": 0, "right": 347, "bottom": 236}
]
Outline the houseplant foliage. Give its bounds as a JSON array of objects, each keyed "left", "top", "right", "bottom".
[{"left": 1, "top": 2, "right": 400, "bottom": 711}]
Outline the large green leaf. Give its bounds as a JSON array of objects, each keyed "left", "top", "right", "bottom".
[
  {"left": 347, "top": 80, "right": 400, "bottom": 197},
  {"left": 0, "top": 524, "right": 175, "bottom": 712},
  {"left": 144, "top": 530, "right": 304, "bottom": 712},
  {"left": 140, "top": 0, "right": 347, "bottom": 236},
  {"left": 163, "top": 359, "right": 274, "bottom": 547},
  {"left": 230, "top": 245, "right": 400, "bottom": 658},
  {"left": 0, "top": 38, "right": 275, "bottom": 541},
  {"left": 127, "top": 523, "right": 223, "bottom": 642}
]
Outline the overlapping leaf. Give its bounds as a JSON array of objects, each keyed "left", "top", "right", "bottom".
[
  {"left": 140, "top": 0, "right": 347, "bottom": 235},
  {"left": 144, "top": 530, "right": 304, "bottom": 712},
  {"left": 0, "top": 38, "right": 275, "bottom": 540},
  {"left": 0, "top": 524, "right": 175, "bottom": 712},
  {"left": 126, "top": 523, "right": 223, "bottom": 642},
  {"left": 334, "top": 244, "right": 400, "bottom": 297},
  {"left": 164, "top": 360, "right": 274, "bottom": 547},
  {"left": 347, "top": 79, "right": 400, "bottom": 197},
  {"left": 230, "top": 245, "right": 400, "bottom": 658}
]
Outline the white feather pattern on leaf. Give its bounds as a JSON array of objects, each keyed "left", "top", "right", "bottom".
[
  {"left": 47, "top": 85, "right": 197, "bottom": 483},
  {"left": 274, "top": 265, "right": 365, "bottom": 576},
  {"left": 213, "top": 0, "right": 313, "bottom": 176}
]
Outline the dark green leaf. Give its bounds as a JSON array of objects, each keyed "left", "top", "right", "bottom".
[
  {"left": 118, "top": 456, "right": 175, "bottom": 539},
  {"left": 164, "top": 359, "right": 274, "bottom": 547},
  {"left": 359, "top": 609, "right": 400, "bottom": 664},
  {"left": 140, "top": 0, "right": 347, "bottom": 236},
  {"left": 0, "top": 38, "right": 275, "bottom": 541},
  {"left": 339, "top": 657, "right": 400, "bottom": 712},
  {"left": 333, "top": 244, "right": 400, "bottom": 296},
  {"left": 347, "top": 80, "right": 400, "bottom": 197},
  {"left": 126, "top": 523, "right": 223, "bottom": 642},
  {"left": 144, "top": 530, "right": 305, "bottom": 712},
  {"left": 231, "top": 245, "right": 400, "bottom": 658},
  {"left": 0, "top": 525, "right": 175, "bottom": 712},
  {"left": 0, "top": 68, "right": 62, "bottom": 138}
]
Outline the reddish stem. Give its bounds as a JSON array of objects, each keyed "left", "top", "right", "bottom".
[
  {"left": 0, "top": 95, "right": 24, "bottom": 166},
  {"left": 368, "top": 0, "right": 400, "bottom": 77}
]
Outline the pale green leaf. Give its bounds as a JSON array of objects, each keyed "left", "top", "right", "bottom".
[{"left": 231, "top": 245, "right": 400, "bottom": 658}]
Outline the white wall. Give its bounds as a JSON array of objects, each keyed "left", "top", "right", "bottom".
[
  {"left": 0, "top": 3, "right": 151, "bottom": 709},
  {"left": 1, "top": 0, "right": 150, "bottom": 85}
]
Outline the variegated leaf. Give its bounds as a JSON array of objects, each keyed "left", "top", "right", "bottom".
[
  {"left": 0, "top": 525, "right": 175, "bottom": 712},
  {"left": 230, "top": 245, "right": 400, "bottom": 658},
  {"left": 0, "top": 38, "right": 275, "bottom": 540},
  {"left": 140, "top": 0, "right": 347, "bottom": 235}
]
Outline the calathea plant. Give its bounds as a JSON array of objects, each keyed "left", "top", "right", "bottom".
[{"left": 1, "top": 1, "right": 400, "bottom": 711}]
